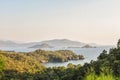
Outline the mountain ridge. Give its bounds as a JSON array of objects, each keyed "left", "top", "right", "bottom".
[{"left": 0, "top": 39, "right": 113, "bottom": 48}]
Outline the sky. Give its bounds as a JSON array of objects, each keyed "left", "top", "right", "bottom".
[{"left": 0, "top": 0, "right": 120, "bottom": 45}]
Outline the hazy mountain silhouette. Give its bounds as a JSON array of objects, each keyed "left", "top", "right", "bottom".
[{"left": 0, "top": 39, "right": 112, "bottom": 48}]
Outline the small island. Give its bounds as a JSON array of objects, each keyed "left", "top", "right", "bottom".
[{"left": 81, "top": 44, "right": 96, "bottom": 48}]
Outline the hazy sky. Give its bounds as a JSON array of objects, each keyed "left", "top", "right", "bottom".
[{"left": 0, "top": 0, "right": 120, "bottom": 45}]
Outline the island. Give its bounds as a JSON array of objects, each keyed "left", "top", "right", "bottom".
[
  {"left": 26, "top": 49, "right": 84, "bottom": 63},
  {"left": 81, "top": 44, "right": 96, "bottom": 48}
]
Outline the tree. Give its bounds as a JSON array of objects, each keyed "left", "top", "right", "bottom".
[
  {"left": 117, "top": 39, "right": 120, "bottom": 48},
  {"left": 67, "top": 63, "right": 75, "bottom": 68},
  {"left": 97, "top": 50, "right": 107, "bottom": 60},
  {"left": 112, "top": 60, "right": 120, "bottom": 76}
]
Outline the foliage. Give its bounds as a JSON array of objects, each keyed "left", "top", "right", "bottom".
[
  {"left": 0, "top": 50, "right": 45, "bottom": 80},
  {"left": 0, "top": 53, "right": 5, "bottom": 71},
  {"left": 85, "top": 73, "right": 116, "bottom": 80},
  {"left": 1, "top": 39, "right": 120, "bottom": 80},
  {"left": 27, "top": 49, "right": 84, "bottom": 63},
  {"left": 0, "top": 52, "right": 6, "bottom": 79},
  {"left": 117, "top": 39, "right": 120, "bottom": 48}
]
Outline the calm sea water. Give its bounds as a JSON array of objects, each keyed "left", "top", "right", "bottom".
[
  {"left": 43, "top": 47, "right": 111, "bottom": 67},
  {"left": 0, "top": 47, "right": 112, "bottom": 67}
]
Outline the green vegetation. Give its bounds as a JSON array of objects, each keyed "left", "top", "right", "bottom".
[
  {"left": 0, "top": 53, "right": 5, "bottom": 72},
  {"left": 0, "top": 50, "right": 45, "bottom": 80},
  {"left": 84, "top": 39, "right": 120, "bottom": 80},
  {"left": 0, "top": 52, "right": 5, "bottom": 79},
  {"left": 85, "top": 73, "right": 119, "bottom": 80},
  {"left": 0, "top": 39, "right": 120, "bottom": 80},
  {"left": 0, "top": 49, "right": 83, "bottom": 80},
  {"left": 27, "top": 49, "right": 84, "bottom": 63}
]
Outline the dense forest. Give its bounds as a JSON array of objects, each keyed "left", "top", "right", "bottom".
[{"left": 0, "top": 40, "right": 120, "bottom": 80}]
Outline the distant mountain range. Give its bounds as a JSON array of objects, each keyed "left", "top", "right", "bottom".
[
  {"left": 0, "top": 39, "right": 113, "bottom": 48},
  {"left": 40, "top": 39, "right": 86, "bottom": 47},
  {"left": 0, "top": 40, "right": 19, "bottom": 47}
]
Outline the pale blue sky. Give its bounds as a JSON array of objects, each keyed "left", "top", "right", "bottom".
[{"left": 0, "top": 0, "right": 120, "bottom": 45}]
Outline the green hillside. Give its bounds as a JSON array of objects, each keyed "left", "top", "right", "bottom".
[{"left": 0, "top": 39, "right": 120, "bottom": 80}]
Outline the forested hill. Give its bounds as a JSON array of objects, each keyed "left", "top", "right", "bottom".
[
  {"left": 0, "top": 49, "right": 84, "bottom": 80},
  {"left": 26, "top": 49, "right": 84, "bottom": 63},
  {"left": 0, "top": 50, "right": 45, "bottom": 73},
  {"left": 0, "top": 40, "right": 120, "bottom": 80}
]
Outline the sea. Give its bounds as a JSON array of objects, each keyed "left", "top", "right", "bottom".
[{"left": 0, "top": 46, "right": 113, "bottom": 67}]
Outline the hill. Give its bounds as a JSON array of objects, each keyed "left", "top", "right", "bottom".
[
  {"left": 81, "top": 44, "right": 96, "bottom": 48},
  {"left": 40, "top": 39, "right": 86, "bottom": 47},
  {"left": 0, "top": 40, "right": 19, "bottom": 47},
  {"left": 0, "top": 50, "right": 45, "bottom": 73},
  {"left": 0, "top": 39, "right": 102, "bottom": 48},
  {"left": 26, "top": 49, "right": 84, "bottom": 63},
  {"left": 29, "top": 43, "right": 53, "bottom": 48}
]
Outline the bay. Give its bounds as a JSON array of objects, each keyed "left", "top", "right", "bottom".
[{"left": 0, "top": 46, "right": 113, "bottom": 67}]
